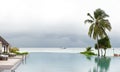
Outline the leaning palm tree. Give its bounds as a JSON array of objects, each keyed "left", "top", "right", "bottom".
[{"left": 84, "top": 8, "right": 112, "bottom": 56}]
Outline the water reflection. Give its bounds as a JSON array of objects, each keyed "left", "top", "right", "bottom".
[
  {"left": 89, "top": 56, "right": 111, "bottom": 72},
  {"left": 85, "top": 55, "right": 92, "bottom": 61}
]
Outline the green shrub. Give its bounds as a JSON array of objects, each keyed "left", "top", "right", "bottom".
[
  {"left": 14, "top": 51, "right": 29, "bottom": 55},
  {"left": 81, "top": 51, "right": 96, "bottom": 56},
  {"left": 9, "top": 47, "right": 19, "bottom": 53},
  {"left": 21, "top": 52, "right": 29, "bottom": 55},
  {"left": 86, "top": 46, "right": 92, "bottom": 51},
  {"left": 9, "top": 47, "right": 28, "bottom": 55},
  {"left": 80, "top": 46, "right": 96, "bottom": 56}
]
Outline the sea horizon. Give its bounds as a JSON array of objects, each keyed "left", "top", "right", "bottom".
[
  {"left": 19, "top": 47, "right": 120, "bottom": 48},
  {"left": 18, "top": 47, "right": 120, "bottom": 56}
]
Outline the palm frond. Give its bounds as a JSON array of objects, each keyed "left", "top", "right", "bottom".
[
  {"left": 104, "top": 20, "right": 112, "bottom": 31},
  {"left": 94, "top": 8, "right": 109, "bottom": 19},
  {"left": 93, "top": 31, "right": 97, "bottom": 39},
  {"left": 98, "top": 28, "right": 105, "bottom": 38},
  {"left": 100, "top": 19, "right": 112, "bottom": 31},
  {"left": 84, "top": 19, "right": 93, "bottom": 24},
  {"left": 93, "top": 26, "right": 98, "bottom": 39},
  {"left": 87, "top": 13, "right": 94, "bottom": 20},
  {"left": 88, "top": 24, "right": 94, "bottom": 37}
]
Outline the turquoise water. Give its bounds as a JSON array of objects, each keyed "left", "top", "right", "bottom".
[{"left": 16, "top": 52, "right": 120, "bottom": 72}]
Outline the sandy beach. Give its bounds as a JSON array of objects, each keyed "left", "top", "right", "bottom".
[{"left": 19, "top": 48, "right": 120, "bottom": 56}]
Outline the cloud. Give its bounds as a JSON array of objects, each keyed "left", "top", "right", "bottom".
[
  {"left": 0, "top": 0, "right": 120, "bottom": 47},
  {"left": 1, "top": 32, "right": 94, "bottom": 47},
  {"left": 1, "top": 30, "right": 119, "bottom": 48}
]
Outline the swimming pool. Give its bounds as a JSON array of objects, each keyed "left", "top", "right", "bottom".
[{"left": 15, "top": 52, "right": 120, "bottom": 72}]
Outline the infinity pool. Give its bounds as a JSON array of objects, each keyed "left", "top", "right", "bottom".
[{"left": 15, "top": 52, "right": 120, "bottom": 72}]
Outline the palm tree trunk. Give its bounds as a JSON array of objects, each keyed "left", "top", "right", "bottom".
[
  {"left": 97, "top": 36, "right": 100, "bottom": 56},
  {"left": 101, "top": 49, "right": 103, "bottom": 56},
  {"left": 104, "top": 49, "right": 106, "bottom": 56}
]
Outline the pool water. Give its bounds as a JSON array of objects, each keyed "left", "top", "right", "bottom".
[{"left": 16, "top": 52, "right": 120, "bottom": 72}]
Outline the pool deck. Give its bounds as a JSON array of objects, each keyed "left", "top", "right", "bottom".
[{"left": 0, "top": 55, "right": 23, "bottom": 71}]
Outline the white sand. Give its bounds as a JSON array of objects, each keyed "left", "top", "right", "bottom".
[{"left": 19, "top": 48, "right": 120, "bottom": 56}]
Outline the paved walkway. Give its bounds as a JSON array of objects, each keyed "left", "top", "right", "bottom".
[{"left": 0, "top": 55, "right": 23, "bottom": 71}]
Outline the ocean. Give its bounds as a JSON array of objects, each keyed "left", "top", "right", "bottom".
[{"left": 19, "top": 48, "right": 120, "bottom": 56}]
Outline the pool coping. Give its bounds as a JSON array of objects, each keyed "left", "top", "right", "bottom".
[{"left": 0, "top": 55, "right": 25, "bottom": 71}]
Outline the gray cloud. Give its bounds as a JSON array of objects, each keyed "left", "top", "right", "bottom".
[
  {"left": 0, "top": 0, "right": 120, "bottom": 48},
  {"left": 1, "top": 31, "right": 119, "bottom": 48},
  {"left": 1, "top": 32, "right": 94, "bottom": 48}
]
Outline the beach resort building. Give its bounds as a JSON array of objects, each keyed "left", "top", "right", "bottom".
[{"left": 0, "top": 36, "right": 10, "bottom": 53}]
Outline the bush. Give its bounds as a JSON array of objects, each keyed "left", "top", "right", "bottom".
[
  {"left": 81, "top": 51, "right": 96, "bottom": 56},
  {"left": 9, "top": 47, "right": 19, "bottom": 53},
  {"left": 9, "top": 47, "right": 28, "bottom": 55},
  {"left": 14, "top": 51, "right": 29, "bottom": 55},
  {"left": 86, "top": 46, "right": 92, "bottom": 51},
  {"left": 80, "top": 46, "right": 96, "bottom": 56}
]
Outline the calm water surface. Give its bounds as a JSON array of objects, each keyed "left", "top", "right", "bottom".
[{"left": 15, "top": 52, "right": 120, "bottom": 72}]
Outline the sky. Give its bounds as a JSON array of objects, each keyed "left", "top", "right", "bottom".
[{"left": 0, "top": 0, "right": 120, "bottom": 48}]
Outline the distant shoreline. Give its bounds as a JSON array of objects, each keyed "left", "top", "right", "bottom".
[{"left": 19, "top": 48, "right": 120, "bottom": 56}]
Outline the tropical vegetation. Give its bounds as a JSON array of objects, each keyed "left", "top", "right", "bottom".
[
  {"left": 95, "top": 36, "right": 111, "bottom": 56},
  {"left": 84, "top": 8, "right": 112, "bottom": 56},
  {"left": 80, "top": 46, "right": 96, "bottom": 56},
  {"left": 9, "top": 47, "right": 28, "bottom": 55},
  {"left": 9, "top": 47, "right": 19, "bottom": 53}
]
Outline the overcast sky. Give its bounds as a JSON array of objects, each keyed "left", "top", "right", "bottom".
[{"left": 0, "top": 0, "right": 120, "bottom": 48}]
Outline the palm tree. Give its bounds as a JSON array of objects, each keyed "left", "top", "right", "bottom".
[{"left": 84, "top": 8, "right": 112, "bottom": 56}]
